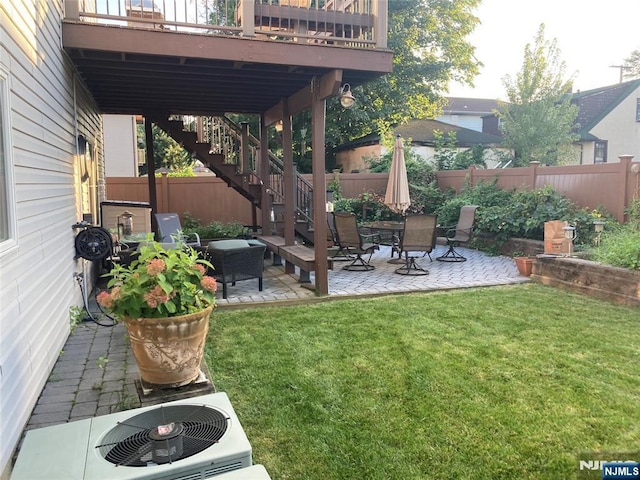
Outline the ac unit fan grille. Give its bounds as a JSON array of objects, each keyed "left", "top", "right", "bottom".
[{"left": 97, "top": 404, "right": 229, "bottom": 467}]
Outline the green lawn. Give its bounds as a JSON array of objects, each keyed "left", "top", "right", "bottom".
[{"left": 205, "top": 284, "right": 640, "bottom": 480}]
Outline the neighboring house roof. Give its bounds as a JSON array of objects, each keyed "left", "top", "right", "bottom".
[
  {"left": 571, "top": 79, "right": 640, "bottom": 139},
  {"left": 395, "top": 119, "right": 504, "bottom": 147},
  {"left": 336, "top": 119, "right": 504, "bottom": 151},
  {"left": 443, "top": 97, "right": 501, "bottom": 115}
]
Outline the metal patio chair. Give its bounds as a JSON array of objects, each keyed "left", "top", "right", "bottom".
[
  {"left": 155, "top": 213, "right": 201, "bottom": 246},
  {"left": 332, "top": 212, "right": 380, "bottom": 271},
  {"left": 436, "top": 205, "right": 478, "bottom": 262},
  {"left": 394, "top": 214, "right": 438, "bottom": 275}
]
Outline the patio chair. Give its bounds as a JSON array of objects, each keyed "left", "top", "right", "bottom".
[
  {"left": 394, "top": 214, "right": 438, "bottom": 275},
  {"left": 332, "top": 211, "right": 380, "bottom": 271},
  {"left": 436, "top": 205, "right": 478, "bottom": 262},
  {"left": 155, "top": 213, "right": 200, "bottom": 246},
  {"left": 327, "top": 213, "right": 354, "bottom": 261},
  {"left": 205, "top": 239, "right": 266, "bottom": 299}
]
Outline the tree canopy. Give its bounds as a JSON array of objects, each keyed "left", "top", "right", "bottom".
[
  {"left": 497, "top": 24, "right": 579, "bottom": 167},
  {"left": 623, "top": 49, "right": 640, "bottom": 81},
  {"left": 320, "top": 0, "right": 482, "bottom": 167}
]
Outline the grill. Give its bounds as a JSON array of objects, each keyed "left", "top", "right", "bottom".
[{"left": 97, "top": 404, "right": 229, "bottom": 467}]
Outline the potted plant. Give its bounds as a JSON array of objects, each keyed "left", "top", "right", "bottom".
[{"left": 97, "top": 240, "right": 217, "bottom": 387}]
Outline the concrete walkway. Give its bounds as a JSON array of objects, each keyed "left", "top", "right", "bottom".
[{"left": 23, "top": 245, "right": 528, "bottom": 433}]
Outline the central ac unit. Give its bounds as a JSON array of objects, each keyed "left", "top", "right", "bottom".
[{"left": 11, "top": 392, "right": 252, "bottom": 480}]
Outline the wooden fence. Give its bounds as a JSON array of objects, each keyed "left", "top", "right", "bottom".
[
  {"left": 106, "top": 157, "right": 639, "bottom": 225},
  {"left": 435, "top": 157, "right": 639, "bottom": 222}
]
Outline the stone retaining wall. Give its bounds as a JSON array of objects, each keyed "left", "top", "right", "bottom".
[{"left": 531, "top": 257, "right": 640, "bottom": 307}]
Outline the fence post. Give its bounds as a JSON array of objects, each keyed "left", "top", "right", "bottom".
[
  {"left": 618, "top": 155, "right": 634, "bottom": 222},
  {"left": 529, "top": 161, "right": 540, "bottom": 189},
  {"left": 160, "top": 172, "right": 169, "bottom": 213},
  {"left": 467, "top": 164, "right": 476, "bottom": 187}
]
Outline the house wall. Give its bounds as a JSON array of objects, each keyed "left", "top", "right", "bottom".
[
  {"left": 335, "top": 144, "right": 381, "bottom": 173},
  {"left": 588, "top": 84, "right": 640, "bottom": 163},
  {"left": 103, "top": 114, "right": 138, "bottom": 177},
  {"left": 0, "top": 1, "right": 103, "bottom": 477},
  {"left": 437, "top": 114, "right": 483, "bottom": 132},
  {"left": 337, "top": 144, "right": 511, "bottom": 171}
]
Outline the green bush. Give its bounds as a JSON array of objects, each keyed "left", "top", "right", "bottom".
[
  {"left": 591, "top": 229, "right": 640, "bottom": 271},
  {"left": 435, "top": 181, "right": 604, "bottom": 247},
  {"left": 333, "top": 191, "right": 395, "bottom": 222},
  {"left": 590, "top": 198, "right": 640, "bottom": 271},
  {"left": 182, "top": 213, "right": 249, "bottom": 239}
]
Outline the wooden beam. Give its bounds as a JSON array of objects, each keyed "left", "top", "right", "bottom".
[
  {"left": 311, "top": 76, "right": 329, "bottom": 295},
  {"left": 263, "top": 69, "right": 342, "bottom": 124}
]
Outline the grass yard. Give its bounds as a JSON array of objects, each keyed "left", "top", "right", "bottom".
[{"left": 205, "top": 284, "right": 640, "bottom": 480}]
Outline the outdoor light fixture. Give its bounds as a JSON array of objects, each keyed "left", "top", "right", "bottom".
[
  {"left": 593, "top": 220, "right": 605, "bottom": 246},
  {"left": 339, "top": 83, "right": 356, "bottom": 109},
  {"left": 563, "top": 224, "right": 577, "bottom": 256},
  {"left": 593, "top": 220, "right": 605, "bottom": 233},
  {"left": 77, "top": 134, "right": 87, "bottom": 156},
  {"left": 117, "top": 210, "right": 134, "bottom": 239},
  {"left": 275, "top": 121, "right": 283, "bottom": 133}
]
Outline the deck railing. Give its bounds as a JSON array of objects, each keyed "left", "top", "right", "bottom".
[
  {"left": 174, "top": 115, "right": 315, "bottom": 228},
  {"left": 66, "top": 0, "right": 387, "bottom": 48}
]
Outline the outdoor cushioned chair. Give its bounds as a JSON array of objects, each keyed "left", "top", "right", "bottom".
[
  {"left": 394, "top": 214, "right": 438, "bottom": 276},
  {"left": 436, "top": 205, "right": 478, "bottom": 262},
  {"left": 332, "top": 212, "right": 380, "bottom": 271},
  {"left": 155, "top": 212, "right": 200, "bottom": 246},
  {"left": 206, "top": 239, "right": 266, "bottom": 299}
]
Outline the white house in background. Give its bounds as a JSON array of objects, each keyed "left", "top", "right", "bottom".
[
  {"left": 1, "top": 1, "right": 103, "bottom": 477},
  {"left": 335, "top": 119, "right": 508, "bottom": 173},
  {"left": 437, "top": 97, "right": 501, "bottom": 136},
  {"left": 103, "top": 114, "right": 139, "bottom": 177},
  {"left": 571, "top": 79, "right": 640, "bottom": 164}
]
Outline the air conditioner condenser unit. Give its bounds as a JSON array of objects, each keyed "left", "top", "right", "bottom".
[{"left": 11, "top": 392, "right": 252, "bottom": 480}]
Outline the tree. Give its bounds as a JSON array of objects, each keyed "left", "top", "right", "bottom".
[
  {"left": 321, "top": 0, "right": 482, "bottom": 169},
  {"left": 623, "top": 49, "right": 640, "bottom": 80},
  {"left": 497, "top": 24, "right": 579, "bottom": 167},
  {"left": 137, "top": 124, "right": 194, "bottom": 175},
  {"left": 431, "top": 130, "right": 486, "bottom": 170}
]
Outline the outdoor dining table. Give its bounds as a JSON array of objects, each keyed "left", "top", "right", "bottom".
[{"left": 362, "top": 220, "right": 405, "bottom": 260}]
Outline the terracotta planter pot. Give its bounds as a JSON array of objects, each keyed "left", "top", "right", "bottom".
[
  {"left": 514, "top": 256, "right": 536, "bottom": 276},
  {"left": 123, "top": 305, "right": 213, "bottom": 387}
]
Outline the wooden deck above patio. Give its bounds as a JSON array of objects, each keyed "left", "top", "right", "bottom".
[{"left": 62, "top": 0, "right": 392, "bottom": 116}]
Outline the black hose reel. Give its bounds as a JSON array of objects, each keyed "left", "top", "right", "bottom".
[{"left": 72, "top": 222, "right": 113, "bottom": 261}]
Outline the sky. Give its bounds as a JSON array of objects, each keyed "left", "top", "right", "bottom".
[{"left": 447, "top": 0, "right": 640, "bottom": 99}]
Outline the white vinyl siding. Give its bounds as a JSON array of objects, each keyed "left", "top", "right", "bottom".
[
  {"left": 0, "top": 0, "right": 103, "bottom": 476},
  {"left": 0, "top": 66, "right": 17, "bottom": 254}
]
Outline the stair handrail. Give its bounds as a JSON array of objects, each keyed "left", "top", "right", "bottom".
[
  {"left": 212, "top": 115, "right": 314, "bottom": 230},
  {"left": 174, "top": 114, "right": 315, "bottom": 231}
]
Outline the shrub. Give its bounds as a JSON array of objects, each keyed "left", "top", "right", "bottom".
[
  {"left": 182, "top": 213, "right": 249, "bottom": 239},
  {"left": 591, "top": 229, "right": 640, "bottom": 271}
]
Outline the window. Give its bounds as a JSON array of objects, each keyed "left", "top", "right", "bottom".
[
  {"left": 0, "top": 66, "right": 17, "bottom": 255},
  {"left": 636, "top": 98, "right": 640, "bottom": 122},
  {"left": 594, "top": 140, "right": 607, "bottom": 164}
]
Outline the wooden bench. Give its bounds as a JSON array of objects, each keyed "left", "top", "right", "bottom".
[
  {"left": 279, "top": 244, "right": 334, "bottom": 283},
  {"left": 255, "top": 235, "right": 286, "bottom": 265}
]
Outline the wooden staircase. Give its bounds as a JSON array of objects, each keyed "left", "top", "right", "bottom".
[
  {"left": 156, "top": 115, "right": 317, "bottom": 244},
  {"left": 155, "top": 117, "right": 263, "bottom": 207}
]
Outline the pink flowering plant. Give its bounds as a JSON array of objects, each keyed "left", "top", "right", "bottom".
[{"left": 97, "top": 240, "right": 217, "bottom": 319}]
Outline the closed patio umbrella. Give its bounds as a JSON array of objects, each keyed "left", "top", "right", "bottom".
[{"left": 384, "top": 134, "right": 411, "bottom": 214}]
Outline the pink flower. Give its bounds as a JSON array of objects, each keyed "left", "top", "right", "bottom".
[
  {"left": 144, "top": 285, "right": 171, "bottom": 308},
  {"left": 146, "top": 258, "right": 166, "bottom": 276},
  {"left": 193, "top": 264, "right": 205, "bottom": 275},
  {"left": 201, "top": 276, "right": 218, "bottom": 292},
  {"left": 96, "top": 290, "right": 114, "bottom": 309}
]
